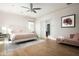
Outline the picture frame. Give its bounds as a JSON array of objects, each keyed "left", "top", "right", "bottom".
[{"left": 61, "top": 14, "right": 75, "bottom": 28}]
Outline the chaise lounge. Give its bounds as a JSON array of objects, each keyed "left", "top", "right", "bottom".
[{"left": 56, "top": 33, "right": 79, "bottom": 46}]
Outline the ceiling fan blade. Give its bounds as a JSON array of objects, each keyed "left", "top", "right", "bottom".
[
  {"left": 30, "top": 3, "right": 33, "bottom": 10},
  {"left": 21, "top": 6, "right": 29, "bottom": 9},
  {"left": 66, "top": 3, "right": 72, "bottom": 5},
  {"left": 33, "top": 10, "right": 37, "bottom": 13},
  {"left": 33, "top": 8, "right": 41, "bottom": 10}
]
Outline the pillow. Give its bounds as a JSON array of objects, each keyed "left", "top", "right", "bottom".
[
  {"left": 70, "top": 34, "right": 75, "bottom": 38},
  {"left": 72, "top": 33, "right": 79, "bottom": 41}
]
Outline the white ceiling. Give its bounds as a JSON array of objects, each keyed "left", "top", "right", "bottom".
[{"left": 0, "top": 3, "right": 77, "bottom": 18}]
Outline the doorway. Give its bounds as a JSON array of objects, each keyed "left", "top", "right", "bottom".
[{"left": 46, "top": 24, "right": 50, "bottom": 37}]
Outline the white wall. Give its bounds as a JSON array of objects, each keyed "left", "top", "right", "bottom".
[
  {"left": 35, "top": 4, "right": 79, "bottom": 39},
  {"left": 35, "top": 20, "right": 41, "bottom": 37},
  {"left": 0, "top": 11, "right": 34, "bottom": 33}
]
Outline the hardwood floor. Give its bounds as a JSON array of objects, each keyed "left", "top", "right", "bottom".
[
  {"left": 0, "top": 44, "right": 4, "bottom": 56},
  {"left": 0, "top": 38, "right": 5, "bottom": 56},
  {"left": 7, "top": 39, "right": 79, "bottom": 56}
]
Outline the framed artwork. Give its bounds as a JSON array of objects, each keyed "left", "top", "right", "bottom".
[{"left": 61, "top": 14, "right": 75, "bottom": 28}]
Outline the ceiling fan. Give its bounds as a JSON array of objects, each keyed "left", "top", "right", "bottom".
[{"left": 21, "top": 3, "right": 41, "bottom": 13}]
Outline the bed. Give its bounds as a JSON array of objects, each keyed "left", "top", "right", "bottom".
[
  {"left": 10, "top": 33, "right": 37, "bottom": 43},
  {"left": 8, "top": 25, "right": 38, "bottom": 43}
]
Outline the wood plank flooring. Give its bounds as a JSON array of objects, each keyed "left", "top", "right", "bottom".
[
  {"left": 0, "top": 44, "right": 4, "bottom": 56},
  {"left": 7, "top": 39, "right": 79, "bottom": 56}
]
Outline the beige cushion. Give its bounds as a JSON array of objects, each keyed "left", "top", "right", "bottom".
[{"left": 72, "top": 33, "right": 79, "bottom": 41}]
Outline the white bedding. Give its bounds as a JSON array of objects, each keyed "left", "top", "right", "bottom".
[
  {"left": 8, "top": 25, "right": 37, "bottom": 42},
  {"left": 10, "top": 33, "right": 37, "bottom": 41}
]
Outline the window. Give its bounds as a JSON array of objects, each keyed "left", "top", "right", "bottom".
[{"left": 28, "top": 21, "right": 34, "bottom": 32}]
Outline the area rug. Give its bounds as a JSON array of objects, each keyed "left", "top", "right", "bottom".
[{"left": 5, "top": 39, "right": 45, "bottom": 52}]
